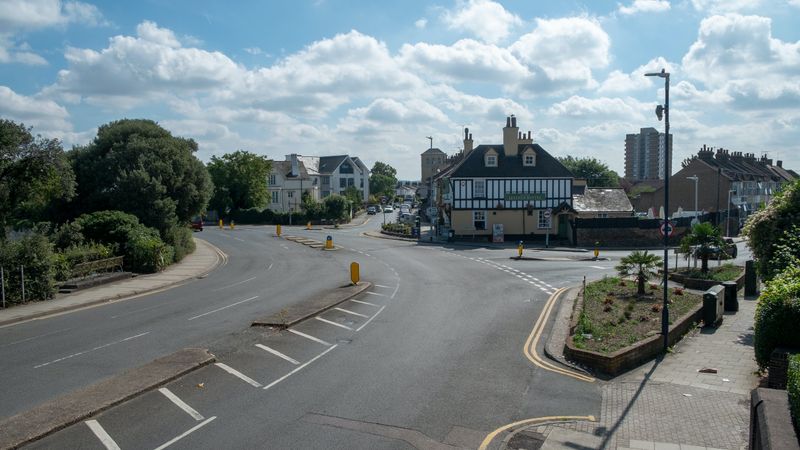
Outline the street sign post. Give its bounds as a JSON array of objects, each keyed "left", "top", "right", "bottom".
[
  {"left": 543, "top": 210, "right": 551, "bottom": 248},
  {"left": 659, "top": 220, "right": 675, "bottom": 237}
]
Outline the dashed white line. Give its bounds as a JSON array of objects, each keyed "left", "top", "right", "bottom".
[
  {"left": 267, "top": 263, "right": 273, "bottom": 271},
  {"left": 391, "top": 284, "right": 400, "bottom": 299},
  {"left": 214, "top": 362, "right": 262, "bottom": 388},
  {"left": 263, "top": 345, "right": 338, "bottom": 391},
  {"left": 255, "top": 344, "right": 300, "bottom": 365},
  {"left": 334, "top": 307, "right": 369, "bottom": 318},
  {"left": 350, "top": 299, "right": 379, "bottom": 307},
  {"left": 159, "top": 388, "right": 204, "bottom": 421},
  {"left": 153, "top": 416, "right": 216, "bottom": 450},
  {"left": 364, "top": 253, "right": 371, "bottom": 257},
  {"left": 356, "top": 305, "right": 387, "bottom": 332},
  {"left": 85, "top": 420, "right": 121, "bottom": 450},
  {"left": 34, "top": 332, "right": 150, "bottom": 368},
  {"left": 374, "top": 284, "right": 392, "bottom": 289},
  {"left": 211, "top": 276, "right": 257, "bottom": 292},
  {"left": 187, "top": 296, "right": 259, "bottom": 321},
  {"left": 234, "top": 237, "right": 244, "bottom": 242},
  {"left": 288, "top": 329, "right": 331, "bottom": 346},
  {"left": 365, "top": 291, "right": 386, "bottom": 297},
  {"left": 315, "top": 316, "right": 353, "bottom": 330},
  {"left": 591, "top": 265, "right": 608, "bottom": 270}
]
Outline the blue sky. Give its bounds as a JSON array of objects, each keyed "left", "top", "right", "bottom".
[{"left": 1, "top": 0, "right": 799, "bottom": 180}]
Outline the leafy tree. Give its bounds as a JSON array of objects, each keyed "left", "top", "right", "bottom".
[
  {"left": 680, "top": 222, "right": 725, "bottom": 274},
  {"left": 369, "top": 161, "right": 398, "bottom": 198},
  {"left": 69, "top": 119, "right": 212, "bottom": 234},
  {"left": 343, "top": 185, "right": 363, "bottom": 206},
  {"left": 323, "top": 194, "right": 350, "bottom": 222},
  {"left": 616, "top": 250, "right": 663, "bottom": 296},
  {"left": 558, "top": 156, "right": 620, "bottom": 187},
  {"left": 207, "top": 150, "right": 272, "bottom": 215},
  {"left": 743, "top": 179, "right": 800, "bottom": 281},
  {"left": 0, "top": 120, "right": 75, "bottom": 232}
]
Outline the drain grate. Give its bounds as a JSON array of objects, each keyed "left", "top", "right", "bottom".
[{"left": 507, "top": 430, "right": 545, "bottom": 450}]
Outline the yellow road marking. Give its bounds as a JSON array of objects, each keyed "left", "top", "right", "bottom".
[
  {"left": 523, "top": 287, "right": 596, "bottom": 383},
  {"left": 479, "top": 415, "right": 596, "bottom": 450}
]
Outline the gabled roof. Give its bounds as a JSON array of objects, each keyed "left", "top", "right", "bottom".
[
  {"left": 422, "top": 147, "right": 445, "bottom": 155},
  {"left": 319, "top": 155, "right": 349, "bottom": 174},
  {"left": 449, "top": 144, "right": 574, "bottom": 178},
  {"left": 272, "top": 161, "right": 310, "bottom": 179},
  {"left": 573, "top": 188, "right": 634, "bottom": 213}
]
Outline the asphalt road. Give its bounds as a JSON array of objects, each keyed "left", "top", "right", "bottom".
[{"left": 7, "top": 215, "right": 753, "bottom": 449}]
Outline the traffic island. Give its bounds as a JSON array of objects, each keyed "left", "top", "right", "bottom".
[
  {"left": 0, "top": 348, "right": 215, "bottom": 449},
  {"left": 251, "top": 282, "right": 371, "bottom": 329}
]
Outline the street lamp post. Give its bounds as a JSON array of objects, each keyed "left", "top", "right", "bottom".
[
  {"left": 645, "top": 68, "right": 670, "bottom": 353},
  {"left": 727, "top": 189, "right": 735, "bottom": 237},
  {"left": 687, "top": 175, "right": 699, "bottom": 220}
]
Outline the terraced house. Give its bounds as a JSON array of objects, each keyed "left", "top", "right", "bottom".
[{"left": 435, "top": 116, "right": 576, "bottom": 242}]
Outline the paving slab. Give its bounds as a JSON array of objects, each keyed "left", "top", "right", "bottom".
[{"left": 251, "top": 282, "right": 372, "bottom": 328}]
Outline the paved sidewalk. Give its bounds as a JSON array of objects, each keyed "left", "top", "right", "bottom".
[
  {"left": 0, "top": 238, "right": 220, "bottom": 327},
  {"left": 514, "top": 291, "right": 758, "bottom": 450}
]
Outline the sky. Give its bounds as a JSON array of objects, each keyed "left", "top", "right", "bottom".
[{"left": 1, "top": 0, "right": 799, "bottom": 180}]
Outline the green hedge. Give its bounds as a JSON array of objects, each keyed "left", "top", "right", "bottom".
[
  {"left": 754, "top": 264, "right": 800, "bottom": 368},
  {"left": 163, "top": 225, "right": 194, "bottom": 262},
  {"left": 0, "top": 233, "right": 58, "bottom": 304},
  {"left": 788, "top": 354, "right": 800, "bottom": 436},
  {"left": 52, "top": 243, "right": 113, "bottom": 281},
  {"left": 382, "top": 223, "right": 411, "bottom": 235}
]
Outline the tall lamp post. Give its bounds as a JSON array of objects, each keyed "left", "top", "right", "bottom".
[
  {"left": 645, "top": 68, "right": 670, "bottom": 353},
  {"left": 687, "top": 175, "right": 699, "bottom": 220}
]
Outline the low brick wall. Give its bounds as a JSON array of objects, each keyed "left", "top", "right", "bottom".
[
  {"left": 564, "top": 300, "right": 704, "bottom": 377},
  {"left": 668, "top": 268, "right": 745, "bottom": 291},
  {"left": 750, "top": 388, "right": 800, "bottom": 449},
  {"left": 576, "top": 226, "right": 686, "bottom": 248},
  {"left": 768, "top": 347, "right": 800, "bottom": 390}
]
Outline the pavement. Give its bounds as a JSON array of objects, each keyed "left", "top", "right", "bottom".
[
  {"left": 0, "top": 237, "right": 221, "bottom": 327},
  {"left": 517, "top": 286, "right": 759, "bottom": 450}
]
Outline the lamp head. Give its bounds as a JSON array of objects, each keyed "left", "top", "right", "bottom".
[{"left": 655, "top": 104, "right": 664, "bottom": 121}]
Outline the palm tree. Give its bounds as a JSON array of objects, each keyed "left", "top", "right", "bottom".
[
  {"left": 680, "top": 222, "right": 725, "bottom": 274},
  {"left": 616, "top": 250, "right": 663, "bottom": 296}
]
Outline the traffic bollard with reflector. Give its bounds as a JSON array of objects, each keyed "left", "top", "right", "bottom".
[
  {"left": 219, "top": 219, "right": 223, "bottom": 229},
  {"left": 276, "top": 224, "right": 281, "bottom": 237},
  {"left": 306, "top": 221, "right": 312, "bottom": 230},
  {"left": 230, "top": 221, "right": 235, "bottom": 230},
  {"left": 350, "top": 262, "right": 359, "bottom": 285},
  {"left": 518, "top": 241, "right": 523, "bottom": 258},
  {"left": 325, "top": 235, "right": 333, "bottom": 249}
]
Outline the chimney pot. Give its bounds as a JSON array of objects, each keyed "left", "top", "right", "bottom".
[
  {"left": 506, "top": 117, "right": 511, "bottom": 127},
  {"left": 778, "top": 160, "right": 783, "bottom": 167},
  {"left": 511, "top": 115, "right": 517, "bottom": 128}
]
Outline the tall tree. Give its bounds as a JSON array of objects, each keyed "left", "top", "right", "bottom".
[
  {"left": 369, "top": 161, "right": 397, "bottom": 198},
  {"left": 0, "top": 120, "right": 75, "bottom": 232},
  {"left": 616, "top": 250, "right": 663, "bottom": 296},
  {"left": 680, "top": 222, "right": 725, "bottom": 274},
  {"left": 69, "top": 119, "right": 212, "bottom": 233},
  {"left": 558, "top": 156, "right": 620, "bottom": 187},
  {"left": 207, "top": 150, "right": 272, "bottom": 214}
]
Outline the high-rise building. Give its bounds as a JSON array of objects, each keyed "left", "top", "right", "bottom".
[{"left": 624, "top": 127, "right": 672, "bottom": 181}]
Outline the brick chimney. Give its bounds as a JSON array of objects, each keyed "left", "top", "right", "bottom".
[
  {"left": 463, "top": 127, "right": 473, "bottom": 154},
  {"left": 503, "top": 115, "right": 519, "bottom": 157}
]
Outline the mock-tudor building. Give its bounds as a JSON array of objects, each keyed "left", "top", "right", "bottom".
[{"left": 434, "top": 116, "right": 576, "bottom": 240}]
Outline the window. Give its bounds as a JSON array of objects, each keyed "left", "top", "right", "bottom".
[
  {"left": 473, "top": 211, "right": 486, "bottom": 230},
  {"left": 287, "top": 191, "right": 294, "bottom": 198},
  {"left": 524, "top": 154, "right": 535, "bottom": 166},
  {"left": 486, "top": 155, "right": 497, "bottom": 167},
  {"left": 597, "top": 213, "right": 608, "bottom": 218},
  {"left": 271, "top": 191, "right": 279, "bottom": 204},
  {"left": 348, "top": 178, "right": 355, "bottom": 187},
  {"left": 340, "top": 178, "right": 347, "bottom": 188},
  {"left": 474, "top": 180, "right": 485, "bottom": 198},
  {"left": 538, "top": 210, "right": 551, "bottom": 229},
  {"left": 360, "top": 178, "right": 364, "bottom": 188},
  {"left": 312, "top": 177, "right": 318, "bottom": 186},
  {"left": 268, "top": 174, "right": 277, "bottom": 185},
  {"left": 339, "top": 162, "right": 353, "bottom": 174},
  {"left": 321, "top": 176, "right": 330, "bottom": 185}
]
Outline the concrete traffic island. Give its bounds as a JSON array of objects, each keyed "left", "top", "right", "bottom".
[
  {"left": 252, "top": 282, "right": 372, "bottom": 329},
  {"left": 0, "top": 348, "right": 215, "bottom": 449}
]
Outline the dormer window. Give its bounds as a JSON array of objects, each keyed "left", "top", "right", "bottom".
[
  {"left": 487, "top": 155, "right": 497, "bottom": 166},
  {"left": 523, "top": 148, "right": 536, "bottom": 167}
]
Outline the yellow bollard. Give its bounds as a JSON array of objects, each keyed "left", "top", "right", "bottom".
[
  {"left": 350, "top": 262, "right": 359, "bottom": 285},
  {"left": 306, "top": 221, "right": 311, "bottom": 230},
  {"left": 518, "top": 241, "right": 524, "bottom": 258},
  {"left": 276, "top": 224, "right": 282, "bottom": 237},
  {"left": 325, "top": 235, "right": 333, "bottom": 249},
  {"left": 219, "top": 219, "right": 223, "bottom": 229},
  {"left": 594, "top": 242, "right": 600, "bottom": 259},
  {"left": 230, "top": 220, "right": 235, "bottom": 230}
]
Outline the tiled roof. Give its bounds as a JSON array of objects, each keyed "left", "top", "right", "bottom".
[
  {"left": 319, "top": 155, "right": 348, "bottom": 174},
  {"left": 272, "top": 161, "right": 310, "bottom": 179},
  {"left": 573, "top": 188, "right": 634, "bottom": 213},
  {"left": 450, "top": 144, "right": 574, "bottom": 178}
]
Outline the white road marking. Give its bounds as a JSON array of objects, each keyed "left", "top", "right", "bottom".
[
  {"left": 34, "top": 332, "right": 149, "bottom": 368},
  {"left": 591, "top": 265, "right": 608, "bottom": 270},
  {"left": 0, "top": 327, "right": 72, "bottom": 348},
  {"left": 374, "top": 284, "right": 392, "bottom": 289},
  {"left": 234, "top": 237, "right": 244, "bottom": 242},
  {"left": 334, "top": 307, "right": 369, "bottom": 318},
  {"left": 267, "top": 263, "right": 273, "bottom": 271},
  {"left": 85, "top": 420, "right": 121, "bottom": 450},
  {"left": 288, "top": 329, "right": 331, "bottom": 346},
  {"left": 263, "top": 345, "right": 338, "bottom": 391},
  {"left": 211, "top": 276, "right": 257, "bottom": 292},
  {"left": 159, "top": 388, "right": 204, "bottom": 421},
  {"left": 365, "top": 291, "right": 386, "bottom": 297},
  {"left": 356, "top": 305, "right": 387, "bottom": 332},
  {"left": 315, "top": 317, "right": 353, "bottom": 330},
  {"left": 214, "top": 362, "right": 262, "bottom": 387},
  {"left": 350, "top": 299, "right": 379, "bottom": 307},
  {"left": 255, "top": 344, "right": 300, "bottom": 365},
  {"left": 281, "top": 245, "right": 289, "bottom": 250},
  {"left": 187, "top": 296, "right": 259, "bottom": 321},
  {"left": 391, "top": 284, "right": 400, "bottom": 299},
  {"left": 153, "top": 416, "right": 216, "bottom": 450},
  {"left": 539, "top": 288, "right": 549, "bottom": 292}
]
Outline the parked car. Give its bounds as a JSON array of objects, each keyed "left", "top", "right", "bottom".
[
  {"left": 190, "top": 216, "right": 203, "bottom": 232},
  {"left": 383, "top": 206, "right": 394, "bottom": 213},
  {"left": 399, "top": 213, "right": 415, "bottom": 224},
  {"left": 367, "top": 206, "right": 377, "bottom": 215}
]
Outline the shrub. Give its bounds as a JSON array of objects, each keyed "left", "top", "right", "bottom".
[
  {"left": 788, "top": 354, "right": 800, "bottom": 436},
  {"left": 76, "top": 210, "right": 146, "bottom": 254},
  {"left": 52, "top": 243, "right": 114, "bottom": 281},
  {"left": 163, "top": 225, "right": 195, "bottom": 262},
  {"left": 754, "top": 265, "right": 800, "bottom": 369},
  {"left": 127, "top": 233, "right": 174, "bottom": 273},
  {"left": 0, "top": 233, "right": 57, "bottom": 304},
  {"left": 50, "top": 221, "right": 85, "bottom": 250}
]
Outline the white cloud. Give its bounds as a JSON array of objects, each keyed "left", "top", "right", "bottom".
[
  {"left": 618, "top": 0, "right": 671, "bottom": 15},
  {"left": 598, "top": 57, "right": 675, "bottom": 94},
  {"left": 547, "top": 95, "right": 649, "bottom": 121},
  {"left": 0, "top": 37, "right": 48, "bottom": 65},
  {"left": 398, "top": 39, "right": 527, "bottom": 83},
  {"left": 0, "top": 85, "right": 71, "bottom": 131},
  {"left": 790, "top": 0, "right": 800, "bottom": 7},
  {"left": 690, "top": 0, "right": 762, "bottom": 13},
  {"left": 244, "top": 47, "right": 262, "bottom": 55},
  {"left": 415, "top": 18, "right": 427, "bottom": 29},
  {"left": 0, "top": 0, "right": 104, "bottom": 30},
  {"left": 442, "top": 0, "right": 522, "bottom": 44},
  {"left": 136, "top": 21, "right": 181, "bottom": 48}
]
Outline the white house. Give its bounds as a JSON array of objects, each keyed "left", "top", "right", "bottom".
[{"left": 267, "top": 154, "right": 319, "bottom": 213}]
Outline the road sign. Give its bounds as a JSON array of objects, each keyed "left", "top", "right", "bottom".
[
  {"left": 427, "top": 206, "right": 438, "bottom": 217},
  {"left": 543, "top": 210, "right": 551, "bottom": 220},
  {"left": 659, "top": 220, "right": 675, "bottom": 237}
]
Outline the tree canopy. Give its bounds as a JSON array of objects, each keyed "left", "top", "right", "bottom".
[
  {"left": 369, "top": 161, "right": 397, "bottom": 198},
  {"left": 0, "top": 120, "right": 75, "bottom": 232},
  {"left": 558, "top": 156, "right": 620, "bottom": 187},
  {"left": 69, "top": 119, "right": 212, "bottom": 233},
  {"left": 207, "top": 150, "right": 272, "bottom": 215},
  {"left": 742, "top": 179, "right": 800, "bottom": 280},
  {"left": 679, "top": 222, "right": 725, "bottom": 274}
]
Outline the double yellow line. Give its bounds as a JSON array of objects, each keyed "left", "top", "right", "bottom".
[
  {"left": 523, "top": 287, "right": 595, "bottom": 382},
  {"left": 478, "top": 415, "right": 596, "bottom": 450}
]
